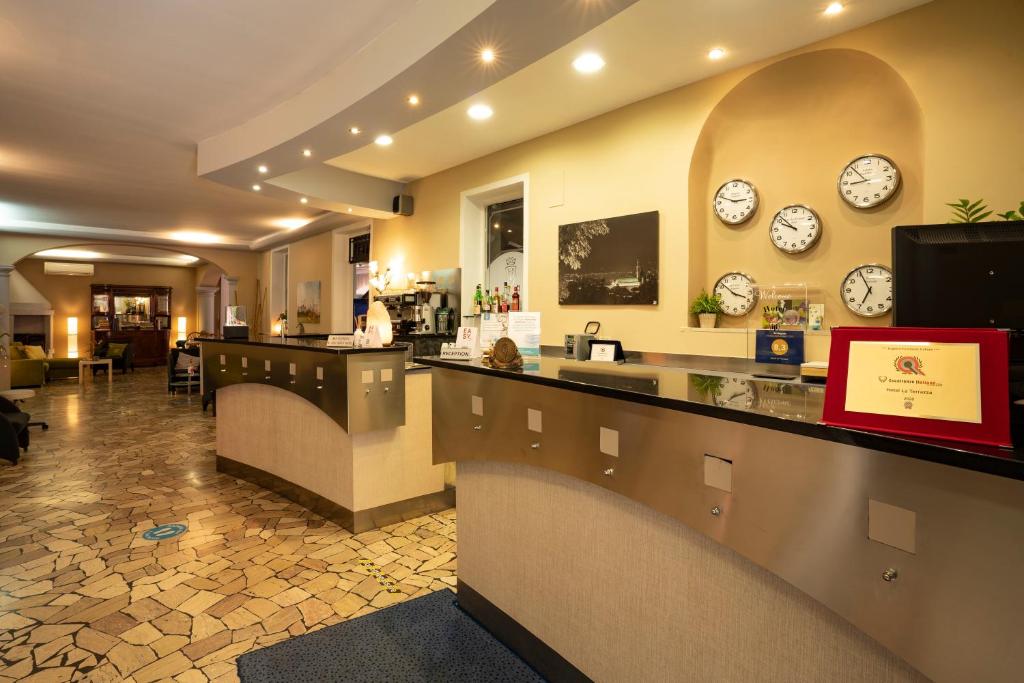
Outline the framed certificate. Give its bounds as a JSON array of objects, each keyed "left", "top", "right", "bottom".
[{"left": 823, "top": 327, "right": 1011, "bottom": 447}]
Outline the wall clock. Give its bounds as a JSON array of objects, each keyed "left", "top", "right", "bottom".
[
  {"left": 770, "top": 205, "right": 821, "bottom": 254},
  {"left": 713, "top": 179, "right": 758, "bottom": 225},
  {"left": 838, "top": 154, "right": 901, "bottom": 209},
  {"left": 714, "top": 377, "right": 756, "bottom": 410},
  {"left": 841, "top": 264, "right": 893, "bottom": 317},
  {"left": 713, "top": 272, "right": 757, "bottom": 317}
]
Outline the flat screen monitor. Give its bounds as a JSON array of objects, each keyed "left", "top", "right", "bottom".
[{"left": 892, "top": 222, "right": 1024, "bottom": 329}]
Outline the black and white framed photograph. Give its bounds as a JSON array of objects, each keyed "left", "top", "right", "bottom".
[{"left": 558, "top": 210, "right": 659, "bottom": 305}]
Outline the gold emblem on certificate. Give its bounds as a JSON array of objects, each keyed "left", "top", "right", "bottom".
[{"left": 844, "top": 341, "right": 982, "bottom": 423}]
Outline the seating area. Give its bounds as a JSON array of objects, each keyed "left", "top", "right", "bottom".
[{"left": 167, "top": 343, "right": 200, "bottom": 394}]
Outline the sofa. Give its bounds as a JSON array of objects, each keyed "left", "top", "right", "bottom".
[{"left": 9, "top": 343, "right": 47, "bottom": 388}]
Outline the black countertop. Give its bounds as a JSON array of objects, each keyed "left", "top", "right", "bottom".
[
  {"left": 197, "top": 337, "right": 410, "bottom": 355},
  {"left": 416, "top": 354, "right": 1024, "bottom": 482}
]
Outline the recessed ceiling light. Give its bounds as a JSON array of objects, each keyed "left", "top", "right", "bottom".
[
  {"left": 375, "top": 134, "right": 393, "bottom": 146},
  {"left": 300, "top": 197, "right": 308, "bottom": 204},
  {"left": 347, "top": 208, "right": 353, "bottom": 213},
  {"left": 179, "top": 255, "right": 200, "bottom": 264},
  {"left": 302, "top": 148, "right": 312, "bottom": 157},
  {"left": 480, "top": 47, "right": 495, "bottom": 63},
  {"left": 467, "top": 104, "right": 493, "bottom": 120},
  {"left": 407, "top": 94, "right": 420, "bottom": 106},
  {"left": 824, "top": 2, "right": 843, "bottom": 15},
  {"left": 573, "top": 52, "right": 605, "bottom": 74},
  {"left": 349, "top": 126, "right": 361, "bottom": 135},
  {"left": 708, "top": 47, "right": 727, "bottom": 60},
  {"left": 252, "top": 184, "right": 261, "bottom": 191},
  {"left": 257, "top": 165, "right": 268, "bottom": 174},
  {"left": 493, "top": 222, "right": 500, "bottom": 229}
]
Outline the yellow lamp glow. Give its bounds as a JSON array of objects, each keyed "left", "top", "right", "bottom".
[
  {"left": 67, "top": 316, "right": 78, "bottom": 359},
  {"left": 272, "top": 321, "right": 282, "bottom": 335},
  {"left": 176, "top": 316, "right": 187, "bottom": 342},
  {"left": 366, "top": 301, "right": 393, "bottom": 346}
]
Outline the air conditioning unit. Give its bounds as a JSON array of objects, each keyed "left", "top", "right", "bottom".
[{"left": 44, "top": 261, "right": 94, "bottom": 276}]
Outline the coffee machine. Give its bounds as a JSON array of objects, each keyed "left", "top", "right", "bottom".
[{"left": 373, "top": 268, "right": 461, "bottom": 336}]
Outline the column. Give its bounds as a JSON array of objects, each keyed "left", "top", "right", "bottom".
[
  {"left": 196, "top": 286, "right": 217, "bottom": 336},
  {"left": 0, "top": 265, "right": 12, "bottom": 391},
  {"left": 220, "top": 276, "right": 238, "bottom": 333}
]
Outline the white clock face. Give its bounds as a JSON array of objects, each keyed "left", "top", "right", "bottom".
[
  {"left": 838, "top": 154, "right": 901, "bottom": 209},
  {"left": 714, "top": 179, "right": 758, "bottom": 225},
  {"left": 714, "top": 377, "right": 756, "bottom": 410},
  {"left": 841, "top": 264, "right": 893, "bottom": 317},
  {"left": 770, "top": 205, "right": 821, "bottom": 254},
  {"left": 713, "top": 272, "right": 756, "bottom": 317}
]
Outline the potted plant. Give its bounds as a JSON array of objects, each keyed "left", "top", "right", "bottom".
[{"left": 690, "top": 290, "right": 723, "bottom": 329}]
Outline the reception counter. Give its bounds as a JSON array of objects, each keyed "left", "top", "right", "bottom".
[
  {"left": 200, "top": 338, "right": 450, "bottom": 532},
  {"left": 419, "top": 353, "right": 1024, "bottom": 683}
]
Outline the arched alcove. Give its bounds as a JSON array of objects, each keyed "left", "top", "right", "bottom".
[{"left": 687, "top": 48, "right": 923, "bottom": 329}]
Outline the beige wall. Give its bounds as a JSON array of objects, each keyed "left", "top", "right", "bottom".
[
  {"left": 15, "top": 259, "right": 197, "bottom": 357},
  {"left": 370, "top": 0, "right": 1024, "bottom": 359},
  {"left": 285, "top": 230, "right": 333, "bottom": 333}
]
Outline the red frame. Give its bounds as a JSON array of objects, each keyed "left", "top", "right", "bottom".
[{"left": 823, "top": 327, "right": 1012, "bottom": 448}]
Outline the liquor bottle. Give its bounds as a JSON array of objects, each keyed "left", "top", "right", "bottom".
[
  {"left": 482, "top": 286, "right": 491, "bottom": 313},
  {"left": 473, "top": 284, "right": 483, "bottom": 315},
  {"left": 493, "top": 287, "right": 503, "bottom": 314},
  {"left": 511, "top": 286, "right": 521, "bottom": 312}
]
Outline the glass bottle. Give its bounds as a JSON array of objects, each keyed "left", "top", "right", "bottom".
[
  {"left": 493, "top": 287, "right": 503, "bottom": 314},
  {"left": 511, "top": 286, "right": 521, "bottom": 312},
  {"left": 473, "top": 284, "right": 483, "bottom": 315}
]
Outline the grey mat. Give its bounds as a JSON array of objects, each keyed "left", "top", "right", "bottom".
[{"left": 236, "top": 589, "right": 547, "bottom": 682}]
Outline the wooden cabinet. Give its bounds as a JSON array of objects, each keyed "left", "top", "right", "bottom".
[{"left": 91, "top": 284, "right": 172, "bottom": 366}]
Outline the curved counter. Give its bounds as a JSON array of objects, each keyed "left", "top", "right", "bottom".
[
  {"left": 200, "top": 338, "right": 451, "bottom": 532},
  {"left": 419, "top": 354, "right": 1024, "bottom": 683}
]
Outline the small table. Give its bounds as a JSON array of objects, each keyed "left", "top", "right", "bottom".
[
  {"left": 0, "top": 389, "right": 48, "bottom": 430},
  {"left": 79, "top": 358, "right": 113, "bottom": 384}
]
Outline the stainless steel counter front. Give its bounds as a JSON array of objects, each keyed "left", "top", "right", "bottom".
[
  {"left": 428, "top": 361, "right": 1024, "bottom": 682},
  {"left": 200, "top": 338, "right": 406, "bottom": 433}
]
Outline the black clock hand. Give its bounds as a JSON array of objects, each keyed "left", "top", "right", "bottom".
[
  {"left": 779, "top": 218, "right": 798, "bottom": 230},
  {"left": 723, "top": 285, "right": 745, "bottom": 298},
  {"left": 850, "top": 167, "right": 868, "bottom": 182}
]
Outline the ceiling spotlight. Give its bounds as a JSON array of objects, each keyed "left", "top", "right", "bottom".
[
  {"left": 824, "top": 2, "right": 843, "bottom": 15},
  {"left": 252, "top": 184, "right": 261, "bottom": 191},
  {"left": 171, "top": 231, "right": 220, "bottom": 244},
  {"left": 572, "top": 52, "right": 605, "bottom": 74},
  {"left": 300, "top": 197, "right": 308, "bottom": 204},
  {"left": 375, "top": 134, "right": 393, "bottom": 146},
  {"left": 257, "top": 165, "right": 268, "bottom": 174},
  {"left": 349, "top": 126, "right": 361, "bottom": 135},
  {"left": 708, "top": 47, "right": 727, "bottom": 61},
  {"left": 347, "top": 208, "right": 353, "bottom": 213},
  {"left": 480, "top": 47, "right": 495, "bottom": 63},
  {"left": 302, "top": 148, "right": 312, "bottom": 157},
  {"left": 467, "top": 104, "right": 493, "bottom": 120},
  {"left": 407, "top": 94, "right": 420, "bottom": 106}
]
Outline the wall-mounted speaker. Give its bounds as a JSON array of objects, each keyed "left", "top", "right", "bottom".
[{"left": 392, "top": 194, "right": 414, "bottom": 216}]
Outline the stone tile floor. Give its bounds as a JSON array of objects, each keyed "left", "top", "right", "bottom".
[{"left": 0, "top": 368, "right": 457, "bottom": 682}]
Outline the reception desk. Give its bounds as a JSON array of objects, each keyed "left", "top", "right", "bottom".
[
  {"left": 201, "top": 338, "right": 450, "bottom": 532},
  {"left": 419, "top": 353, "right": 1024, "bottom": 683}
]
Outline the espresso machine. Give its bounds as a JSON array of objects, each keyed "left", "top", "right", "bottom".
[{"left": 373, "top": 268, "right": 461, "bottom": 336}]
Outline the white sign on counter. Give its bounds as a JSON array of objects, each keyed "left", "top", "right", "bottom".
[
  {"left": 326, "top": 334, "right": 354, "bottom": 348},
  {"left": 508, "top": 312, "right": 541, "bottom": 356},
  {"left": 480, "top": 314, "right": 507, "bottom": 348}
]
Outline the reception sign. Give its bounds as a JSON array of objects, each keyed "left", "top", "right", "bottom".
[{"left": 823, "top": 327, "right": 1011, "bottom": 447}]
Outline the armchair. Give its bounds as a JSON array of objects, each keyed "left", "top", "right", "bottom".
[
  {"left": 167, "top": 346, "right": 200, "bottom": 395},
  {"left": 8, "top": 343, "right": 46, "bottom": 388},
  {"left": 93, "top": 341, "right": 135, "bottom": 375},
  {"left": 0, "top": 396, "right": 30, "bottom": 464}
]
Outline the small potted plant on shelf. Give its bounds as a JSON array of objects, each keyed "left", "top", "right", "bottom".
[{"left": 690, "top": 290, "right": 723, "bottom": 329}]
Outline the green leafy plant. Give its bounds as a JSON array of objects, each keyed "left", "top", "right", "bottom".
[
  {"left": 689, "top": 373, "right": 725, "bottom": 399},
  {"left": 689, "top": 289, "right": 723, "bottom": 316},
  {"left": 996, "top": 201, "right": 1024, "bottom": 221},
  {"left": 947, "top": 198, "right": 992, "bottom": 223}
]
